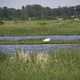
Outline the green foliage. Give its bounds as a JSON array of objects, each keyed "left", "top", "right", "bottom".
[{"left": 0, "top": 5, "right": 80, "bottom": 20}]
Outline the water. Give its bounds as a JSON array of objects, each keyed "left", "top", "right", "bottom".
[
  {"left": 0, "top": 35, "right": 80, "bottom": 40},
  {"left": 0, "top": 44, "right": 80, "bottom": 54},
  {"left": 0, "top": 35, "right": 80, "bottom": 54}
]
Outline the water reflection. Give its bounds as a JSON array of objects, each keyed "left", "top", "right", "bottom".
[{"left": 0, "top": 44, "right": 80, "bottom": 54}]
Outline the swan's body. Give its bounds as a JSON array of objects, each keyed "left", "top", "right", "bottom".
[{"left": 43, "top": 38, "right": 51, "bottom": 42}]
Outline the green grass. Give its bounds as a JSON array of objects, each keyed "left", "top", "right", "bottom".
[
  {"left": 0, "top": 39, "right": 80, "bottom": 44},
  {"left": 0, "top": 48, "right": 80, "bottom": 80},
  {"left": 0, "top": 20, "right": 80, "bottom": 35}
]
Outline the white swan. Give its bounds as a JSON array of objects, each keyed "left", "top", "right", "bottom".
[{"left": 43, "top": 38, "right": 51, "bottom": 42}]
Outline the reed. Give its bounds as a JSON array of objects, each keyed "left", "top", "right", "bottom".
[{"left": 1, "top": 48, "right": 80, "bottom": 80}]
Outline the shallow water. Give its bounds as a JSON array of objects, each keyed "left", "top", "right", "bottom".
[
  {"left": 0, "top": 35, "right": 80, "bottom": 40},
  {"left": 0, "top": 44, "right": 80, "bottom": 54}
]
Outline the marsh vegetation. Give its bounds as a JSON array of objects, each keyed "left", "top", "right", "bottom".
[
  {"left": 0, "top": 48, "right": 80, "bottom": 80},
  {"left": 0, "top": 20, "right": 80, "bottom": 35}
]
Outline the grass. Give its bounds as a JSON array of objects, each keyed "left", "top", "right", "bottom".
[
  {"left": 0, "top": 20, "right": 80, "bottom": 35},
  {"left": 0, "top": 48, "right": 80, "bottom": 80},
  {"left": 0, "top": 39, "right": 80, "bottom": 44}
]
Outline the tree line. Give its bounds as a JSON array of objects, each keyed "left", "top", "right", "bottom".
[{"left": 0, "top": 4, "right": 80, "bottom": 20}]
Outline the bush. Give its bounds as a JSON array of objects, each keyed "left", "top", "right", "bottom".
[
  {"left": 39, "top": 22, "right": 48, "bottom": 25},
  {"left": 0, "top": 21, "right": 4, "bottom": 25}
]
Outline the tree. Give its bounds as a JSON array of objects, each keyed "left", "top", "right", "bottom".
[{"left": 2, "top": 7, "right": 9, "bottom": 20}]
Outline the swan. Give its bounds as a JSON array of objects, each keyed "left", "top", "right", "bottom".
[{"left": 43, "top": 38, "right": 51, "bottom": 42}]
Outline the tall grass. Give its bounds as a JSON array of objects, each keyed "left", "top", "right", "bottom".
[{"left": 0, "top": 48, "right": 80, "bottom": 80}]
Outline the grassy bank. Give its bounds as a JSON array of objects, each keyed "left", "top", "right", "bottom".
[
  {"left": 0, "top": 20, "right": 80, "bottom": 35},
  {"left": 0, "top": 39, "right": 80, "bottom": 44},
  {"left": 0, "top": 48, "right": 80, "bottom": 80}
]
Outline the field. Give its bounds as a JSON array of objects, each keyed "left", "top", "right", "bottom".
[
  {"left": 0, "top": 20, "right": 80, "bottom": 35},
  {"left": 0, "top": 48, "right": 80, "bottom": 80}
]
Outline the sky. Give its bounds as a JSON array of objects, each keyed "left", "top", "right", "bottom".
[{"left": 0, "top": 0, "right": 80, "bottom": 9}]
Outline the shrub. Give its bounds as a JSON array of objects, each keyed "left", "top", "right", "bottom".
[
  {"left": 39, "top": 22, "right": 48, "bottom": 25},
  {"left": 0, "top": 21, "right": 4, "bottom": 25}
]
